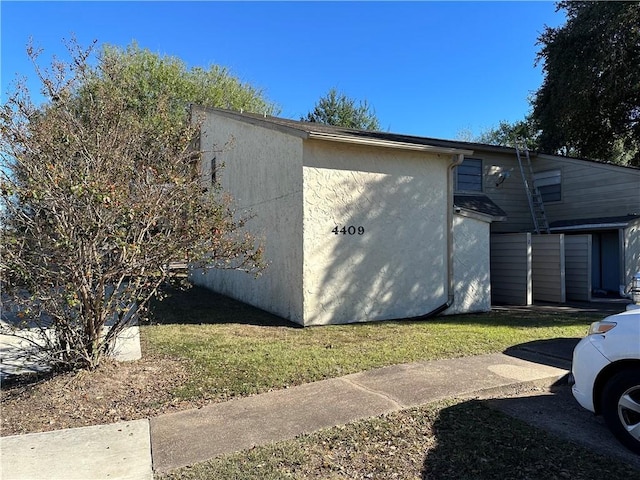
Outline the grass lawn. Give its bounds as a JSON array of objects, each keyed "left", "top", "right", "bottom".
[
  {"left": 145, "top": 287, "right": 636, "bottom": 479},
  {"left": 142, "top": 285, "right": 597, "bottom": 403},
  {"left": 157, "top": 397, "right": 638, "bottom": 480}
]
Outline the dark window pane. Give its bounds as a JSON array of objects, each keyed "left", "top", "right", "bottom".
[
  {"left": 456, "top": 159, "right": 482, "bottom": 192},
  {"left": 538, "top": 184, "right": 561, "bottom": 202}
]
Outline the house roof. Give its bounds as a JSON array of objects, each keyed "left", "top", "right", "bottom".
[
  {"left": 454, "top": 194, "right": 507, "bottom": 222},
  {"left": 193, "top": 106, "right": 640, "bottom": 171},
  {"left": 549, "top": 214, "right": 640, "bottom": 232},
  {"left": 194, "top": 107, "right": 474, "bottom": 156}
]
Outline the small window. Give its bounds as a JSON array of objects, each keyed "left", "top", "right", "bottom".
[
  {"left": 533, "top": 169, "right": 561, "bottom": 202},
  {"left": 456, "top": 158, "right": 482, "bottom": 192}
]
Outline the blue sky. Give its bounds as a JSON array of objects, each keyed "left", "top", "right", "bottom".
[{"left": 1, "top": 1, "right": 565, "bottom": 140}]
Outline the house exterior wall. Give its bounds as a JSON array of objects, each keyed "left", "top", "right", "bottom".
[
  {"left": 565, "top": 235, "right": 592, "bottom": 302},
  {"left": 626, "top": 219, "right": 640, "bottom": 287},
  {"left": 457, "top": 150, "right": 533, "bottom": 233},
  {"left": 532, "top": 155, "right": 640, "bottom": 223},
  {"left": 490, "top": 233, "right": 532, "bottom": 305},
  {"left": 532, "top": 234, "right": 566, "bottom": 303},
  {"left": 531, "top": 156, "right": 639, "bottom": 290},
  {"left": 445, "top": 213, "right": 492, "bottom": 315},
  {"left": 461, "top": 149, "right": 640, "bottom": 233},
  {"left": 190, "top": 110, "right": 305, "bottom": 323},
  {"left": 301, "top": 140, "right": 452, "bottom": 325},
  {"left": 466, "top": 147, "right": 638, "bottom": 304},
  {"left": 189, "top": 110, "right": 498, "bottom": 322}
]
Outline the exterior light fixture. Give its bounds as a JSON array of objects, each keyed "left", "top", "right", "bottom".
[{"left": 495, "top": 171, "right": 511, "bottom": 187}]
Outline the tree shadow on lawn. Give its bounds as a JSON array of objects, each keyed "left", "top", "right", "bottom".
[{"left": 146, "top": 283, "right": 301, "bottom": 328}]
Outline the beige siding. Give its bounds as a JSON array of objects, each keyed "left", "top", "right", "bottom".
[
  {"left": 532, "top": 155, "right": 640, "bottom": 223},
  {"left": 490, "top": 233, "right": 532, "bottom": 305},
  {"left": 532, "top": 235, "right": 566, "bottom": 303},
  {"left": 565, "top": 235, "right": 592, "bottom": 302}
]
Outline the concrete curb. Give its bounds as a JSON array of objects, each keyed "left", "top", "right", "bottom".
[{"left": 0, "top": 325, "right": 142, "bottom": 380}]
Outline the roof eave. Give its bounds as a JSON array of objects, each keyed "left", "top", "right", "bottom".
[
  {"left": 307, "top": 131, "right": 474, "bottom": 156},
  {"left": 454, "top": 207, "right": 506, "bottom": 223},
  {"left": 193, "top": 105, "right": 310, "bottom": 140},
  {"left": 550, "top": 222, "right": 634, "bottom": 232}
]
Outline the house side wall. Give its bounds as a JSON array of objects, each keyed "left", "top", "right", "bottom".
[
  {"left": 532, "top": 234, "right": 566, "bottom": 303},
  {"left": 532, "top": 155, "right": 640, "bottom": 223},
  {"left": 565, "top": 235, "right": 592, "bottom": 302},
  {"left": 301, "top": 140, "right": 451, "bottom": 325},
  {"left": 626, "top": 219, "right": 640, "bottom": 286},
  {"left": 467, "top": 149, "right": 640, "bottom": 234},
  {"left": 191, "top": 111, "right": 305, "bottom": 323},
  {"left": 444, "top": 214, "right": 491, "bottom": 315},
  {"left": 459, "top": 151, "right": 533, "bottom": 233},
  {"left": 490, "top": 233, "right": 532, "bottom": 305}
]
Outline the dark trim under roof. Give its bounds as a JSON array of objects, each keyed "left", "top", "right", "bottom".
[{"left": 550, "top": 214, "right": 640, "bottom": 232}]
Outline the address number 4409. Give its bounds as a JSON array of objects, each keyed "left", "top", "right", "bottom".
[{"left": 332, "top": 226, "right": 365, "bottom": 235}]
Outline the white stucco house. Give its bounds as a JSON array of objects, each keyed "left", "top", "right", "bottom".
[{"left": 189, "top": 107, "right": 505, "bottom": 326}]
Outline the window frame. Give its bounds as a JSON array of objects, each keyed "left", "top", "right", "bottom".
[
  {"left": 455, "top": 158, "right": 483, "bottom": 193},
  {"left": 533, "top": 169, "right": 562, "bottom": 203}
]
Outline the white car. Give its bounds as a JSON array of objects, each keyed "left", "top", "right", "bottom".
[{"left": 570, "top": 308, "right": 640, "bottom": 454}]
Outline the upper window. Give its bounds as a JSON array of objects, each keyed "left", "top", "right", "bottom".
[
  {"left": 456, "top": 158, "right": 483, "bottom": 192},
  {"left": 533, "top": 169, "right": 562, "bottom": 202}
]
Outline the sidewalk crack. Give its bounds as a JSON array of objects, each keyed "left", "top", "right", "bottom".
[{"left": 339, "top": 377, "right": 404, "bottom": 410}]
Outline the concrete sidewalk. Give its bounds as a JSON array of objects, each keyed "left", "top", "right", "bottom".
[
  {"left": 1, "top": 420, "right": 152, "bottom": 480},
  {"left": 150, "top": 352, "right": 568, "bottom": 473},
  {"left": 0, "top": 349, "right": 570, "bottom": 479}
]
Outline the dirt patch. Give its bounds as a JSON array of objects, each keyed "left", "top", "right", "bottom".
[{"left": 1, "top": 354, "right": 210, "bottom": 437}]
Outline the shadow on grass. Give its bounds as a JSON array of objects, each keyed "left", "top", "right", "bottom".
[
  {"left": 422, "top": 397, "right": 640, "bottom": 479},
  {"left": 503, "top": 337, "right": 580, "bottom": 370},
  {"left": 484, "top": 386, "right": 640, "bottom": 472},
  {"left": 147, "top": 281, "right": 608, "bottom": 330},
  {"left": 147, "top": 284, "right": 301, "bottom": 328},
  {"left": 390, "top": 307, "right": 599, "bottom": 333}
]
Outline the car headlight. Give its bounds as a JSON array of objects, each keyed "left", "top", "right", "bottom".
[{"left": 588, "top": 320, "right": 617, "bottom": 335}]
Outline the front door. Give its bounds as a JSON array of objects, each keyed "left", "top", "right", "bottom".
[{"left": 592, "top": 230, "right": 621, "bottom": 295}]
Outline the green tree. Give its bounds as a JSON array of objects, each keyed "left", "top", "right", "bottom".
[
  {"left": 532, "top": 1, "right": 640, "bottom": 166},
  {"left": 476, "top": 117, "right": 540, "bottom": 150},
  {"left": 97, "top": 42, "right": 278, "bottom": 122},
  {"left": 0, "top": 40, "right": 265, "bottom": 371},
  {"left": 303, "top": 88, "right": 380, "bottom": 130}
]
